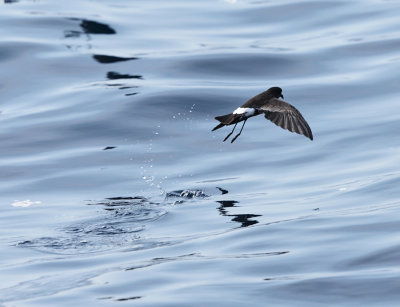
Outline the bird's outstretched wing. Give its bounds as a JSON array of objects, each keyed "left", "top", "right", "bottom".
[{"left": 258, "top": 98, "right": 313, "bottom": 140}]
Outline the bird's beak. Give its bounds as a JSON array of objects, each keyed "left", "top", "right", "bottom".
[{"left": 280, "top": 94, "right": 284, "bottom": 99}]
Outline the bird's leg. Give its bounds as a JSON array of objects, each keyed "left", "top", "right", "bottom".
[
  {"left": 223, "top": 123, "right": 237, "bottom": 142},
  {"left": 231, "top": 120, "right": 247, "bottom": 143}
]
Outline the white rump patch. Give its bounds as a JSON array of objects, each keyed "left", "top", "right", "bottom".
[{"left": 233, "top": 107, "right": 255, "bottom": 117}]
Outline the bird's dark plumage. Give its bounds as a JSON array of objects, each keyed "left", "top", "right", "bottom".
[{"left": 212, "top": 87, "right": 313, "bottom": 142}]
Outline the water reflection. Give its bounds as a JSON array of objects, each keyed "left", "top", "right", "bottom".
[
  {"left": 103, "top": 146, "right": 116, "bottom": 150},
  {"left": 88, "top": 196, "right": 159, "bottom": 217},
  {"left": 125, "top": 92, "right": 138, "bottom": 96},
  {"left": 216, "top": 187, "right": 229, "bottom": 195},
  {"left": 166, "top": 189, "right": 209, "bottom": 199},
  {"left": 215, "top": 187, "right": 261, "bottom": 227},
  {"left": 217, "top": 200, "right": 261, "bottom": 227},
  {"left": 64, "top": 30, "right": 81, "bottom": 38},
  {"left": 107, "top": 71, "right": 143, "bottom": 80},
  {"left": 166, "top": 188, "right": 261, "bottom": 227},
  {"left": 115, "top": 296, "right": 142, "bottom": 302},
  {"left": 65, "top": 18, "right": 117, "bottom": 38},
  {"left": 16, "top": 196, "right": 165, "bottom": 254},
  {"left": 63, "top": 17, "right": 142, "bottom": 95},
  {"left": 98, "top": 295, "right": 142, "bottom": 302},
  {"left": 93, "top": 54, "right": 138, "bottom": 64},
  {"left": 2, "top": 0, "right": 400, "bottom": 304},
  {"left": 14, "top": 188, "right": 262, "bottom": 254},
  {"left": 80, "top": 19, "right": 116, "bottom": 35}
]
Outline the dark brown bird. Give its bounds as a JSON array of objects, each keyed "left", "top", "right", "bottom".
[{"left": 212, "top": 87, "right": 313, "bottom": 143}]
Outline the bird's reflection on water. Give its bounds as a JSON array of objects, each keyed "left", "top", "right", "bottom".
[
  {"left": 65, "top": 18, "right": 117, "bottom": 37},
  {"left": 217, "top": 200, "right": 261, "bottom": 228},
  {"left": 167, "top": 187, "right": 261, "bottom": 228},
  {"left": 16, "top": 187, "right": 261, "bottom": 254},
  {"left": 92, "top": 54, "right": 138, "bottom": 64},
  {"left": 63, "top": 17, "right": 142, "bottom": 95}
]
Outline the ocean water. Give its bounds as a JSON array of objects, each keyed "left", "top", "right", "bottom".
[{"left": 1, "top": 0, "right": 400, "bottom": 305}]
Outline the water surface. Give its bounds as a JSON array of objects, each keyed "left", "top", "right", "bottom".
[{"left": 1, "top": 0, "right": 400, "bottom": 305}]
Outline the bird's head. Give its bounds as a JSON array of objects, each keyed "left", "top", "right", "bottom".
[{"left": 268, "top": 87, "right": 284, "bottom": 99}]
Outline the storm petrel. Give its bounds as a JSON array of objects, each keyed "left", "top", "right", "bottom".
[{"left": 212, "top": 87, "right": 313, "bottom": 143}]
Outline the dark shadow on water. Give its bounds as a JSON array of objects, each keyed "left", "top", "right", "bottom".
[
  {"left": 231, "top": 214, "right": 261, "bottom": 227},
  {"left": 107, "top": 71, "right": 143, "bottom": 80},
  {"left": 64, "top": 18, "right": 116, "bottom": 38},
  {"left": 214, "top": 188, "right": 261, "bottom": 227},
  {"left": 217, "top": 200, "right": 261, "bottom": 228},
  {"left": 80, "top": 19, "right": 116, "bottom": 35},
  {"left": 115, "top": 296, "right": 142, "bottom": 302},
  {"left": 63, "top": 18, "right": 143, "bottom": 96},
  {"left": 4, "top": 0, "right": 19, "bottom": 3},
  {"left": 216, "top": 187, "right": 229, "bottom": 195},
  {"left": 93, "top": 54, "right": 138, "bottom": 64},
  {"left": 119, "top": 86, "right": 138, "bottom": 90},
  {"left": 166, "top": 188, "right": 261, "bottom": 228}
]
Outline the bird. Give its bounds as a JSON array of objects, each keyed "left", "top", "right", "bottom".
[{"left": 212, "top": 86, "right": 313, "bottom": 143}]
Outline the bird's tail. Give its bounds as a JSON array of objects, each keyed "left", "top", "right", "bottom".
[
  {"left": 215, "top": 113, "right": 233, "bottom": 123},
  {"left": 212, "top": 122, "right": 225, "bottom": 131},
  {"left": 212, "top": 113, "right": 242, "bottom": 131},
  {"left": 212, "top": 113, "right": 234, "bottom": 131}
]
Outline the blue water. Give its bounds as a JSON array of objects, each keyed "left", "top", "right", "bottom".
[{"left": 1, "top": 0, "right": 400, "bottom": 305}]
